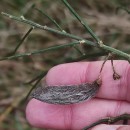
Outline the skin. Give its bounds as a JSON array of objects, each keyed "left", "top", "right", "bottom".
[{"left": 26, "top": 60, "right": 130, "bottom": 130}]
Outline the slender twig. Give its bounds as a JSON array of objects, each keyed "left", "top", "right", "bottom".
[
  {"left": 99, "top": 53, "right": 121, "bottom": 80},
  {"left": 73, "top": 45, "right": 85, "bottom": 55},
  {"left": 1, "top": 12, "right": 96, "bottom": 46},
  {"left": 34, "top": 8, "right": 84, "bottom": 55},
  {"left": 83, "top": 118, "right": 109, "bottom": 130},
  {"left": 0, "top": 41, "right": 80, "bottom": 61},
  {"left": 1, "top": 12, "right": 130, "bottom": 61},
  {"left": 61, "top": 0, "right": 101, "bottom": 43},
  {"left": 34, "top": 8, "right": 63, "bottom": 31},
  {"left": 11, "top": 27, "right": 34, "bottom": 55},
  {"left": 83, "top": 113, "right": 130, "bottom": 130},
  {"left": 25, "top": 71, "right": 47, "bottom": 84},
  {"left": 66, "top": 51, "right": 108, "bottom": 63},
  {"left": 99, "top": 53, "right": 113, "bottom": 74},
  {"left": 11, "top": 4, "right": 35, "bottom": 55},
  {"left": 22, "top": 3, "right": 36, "bottom": 16},
  {"left": 100, "top": 44, "right": 130, "bottom": 61},
  {"left": 111, "top": 58, "right": 121, "bottom": 80},
  {"left": 25, "top": 73, "right": 45, "bottom": 101}
]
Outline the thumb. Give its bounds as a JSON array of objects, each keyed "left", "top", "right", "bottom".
[{"left": 92, "top": 124, "right": 130, "bottom": 130}]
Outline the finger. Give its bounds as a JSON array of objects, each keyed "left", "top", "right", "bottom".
[
  {"left": 92, "top": 124, "right": 130, "bottom": 130},
  {"left": 26, "top": 98, "right": 130, "bottom": 130},
  {"left": 45, "top": 60, "right": 130, "bottom": 101}
]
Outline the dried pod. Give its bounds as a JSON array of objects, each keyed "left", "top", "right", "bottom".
[
  {"left": 31, "top": 78, "right": 101, "bottom": 105},
  {"left": 113, "top": 72, "right": 121, "bottom": 80}
]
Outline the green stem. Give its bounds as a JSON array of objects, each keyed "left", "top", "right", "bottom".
[
  {"left": 34, "top": 8, "right": 63, "bottom": 31},
  {"left": 1, "top": 12, "right": 130, "bottom": 61},
  {"left": 101, "top": 44, "right": 130, "bottom": 61},
  {"left": 73, "top": 45, "right": 85, "bottom": 55},
  {"left": 83, "top": 119, "right": 109, "bottom": 130},
  {"left": 34, "top": 8, "right": 84, "bottom": 55},
  {"left": 66, "top": 51, "right": 107, "bottom": 63},
  {"left": 25, "top": 73, "right": 45, "bottom": 101},
  {"left": 12, "top": 27, "right": 33, "bottom": 54},
  {"left": 83, "top": 114, "right": 130, "bottom": 130},
  {"left": 22, "top": 3, "right": 36, "bottom": 16},
  {"left": 0, "top": 41, "right": 80, "bottom": 61},
  {"left": 1, "top": 12, "right": 96, "bottom": 47},
  {"left": 61, "top": 0, "right": 100, "bottom": 43},
  {"left": 25, "top": 71, "right": 47, "bottom": 84}
]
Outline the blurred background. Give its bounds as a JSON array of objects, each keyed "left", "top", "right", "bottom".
[{"left": 0, "top": 0, "right": 130, "bottom": 130}]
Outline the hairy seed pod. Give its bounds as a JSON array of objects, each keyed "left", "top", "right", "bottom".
[{"left": 31, "top": 78, "right": 101, "bottom": 105}]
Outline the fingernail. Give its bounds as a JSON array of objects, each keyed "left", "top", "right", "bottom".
[
  {"left": 106, "top": 125, "right": 130, "bottom": 130},
  {"left": 93, "top": 124, "right": 117, "bottom": 130},
  {"left": 105, "top": 126, "right": 117, "bottom": 130}
]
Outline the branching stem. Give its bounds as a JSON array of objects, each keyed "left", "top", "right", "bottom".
[
  {"left": 83, "top": 113, "right": 130, "bottom": 130},
  {"left": 0, "top": 41, "right": 80, "bottom": 61},
  {"left": 34, "top": 8, "right": 63, "bottom": 31},
  {"left": 61, "top": 0, "right": 100, "bottom": 43},
  {"left": 12, "top": 27, "right": 33, "bottom": 55},
  {"left": 1, "top": 12, "right": 130, "bottom": 61}
]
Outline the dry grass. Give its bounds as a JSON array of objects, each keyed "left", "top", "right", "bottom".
[{"left": 0, "top": 0, "right": 130, "bottom": 130}]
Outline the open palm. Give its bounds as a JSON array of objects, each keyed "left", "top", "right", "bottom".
[{"left": 26, "top": 61, "right": 130, "bottom": 130}]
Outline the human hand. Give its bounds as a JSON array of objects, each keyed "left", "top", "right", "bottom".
[{"left": 26, "top": 60, "right": 130, "bottom": 130}]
